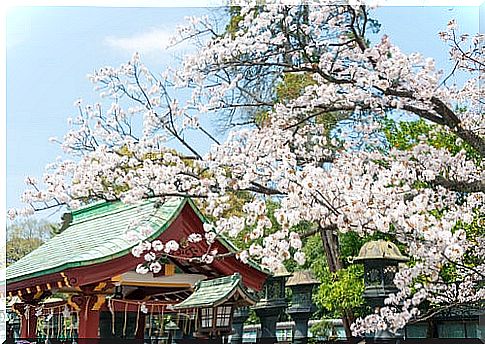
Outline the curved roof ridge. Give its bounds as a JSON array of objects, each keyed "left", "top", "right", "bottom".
[
  {"left": 173, "top": 273, "right": 257, "bottom": 309},
  {"left": 7, "top": 197, "right": 186, "bottom": 284}
]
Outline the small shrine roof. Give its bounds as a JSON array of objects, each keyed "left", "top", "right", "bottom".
[{"left": 173, "top": 273, "right": 257, "bottom": 309}]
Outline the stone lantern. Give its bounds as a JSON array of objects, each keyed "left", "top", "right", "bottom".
[
  {"left": 230, "top": 306, "right": 250, "bottom": 344},
  {"left": 252, "top": 266, "right": 291, "bottom": 342},
  {"left": 165, "top": 320, "right": 182, "bottom": 343},
  {"left": 286, "top": 270, "right": 319, "bottom": 344},
  {"left": 354, "top": 240, "right": 409, "bottom": 339},
  {"left": 354, "top": 240, "right": 408, "bottom": 308}
]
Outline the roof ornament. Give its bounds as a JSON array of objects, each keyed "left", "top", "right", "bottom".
[{"left": 60, "top": 212, "right": 73, "bottom": 232}]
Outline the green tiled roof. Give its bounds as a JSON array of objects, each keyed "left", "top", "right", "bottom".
[
  {"left": 6, "top": 197, "right": 186, "bottom": 284},
  {"left": 173, "top": 273, "right": 257, "bottom": 309}
]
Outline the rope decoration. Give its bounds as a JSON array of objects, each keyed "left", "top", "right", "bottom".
[
  {"left": 133, "top": 303, "right": 140, "bottom": 336},
  {"left": 107, "top": 298, "right": 184, "bottom": 338},
  {"left": 27, "top": 298, "right": 197, "bottom": 339},
  {"left": 149, "top": 304, "right": 154, "bottom": 337},
  {"left": 108, "top": 299, "right": 116, "bottom": 336},
  {"left": 57, "top": 311, "right": 62, "bottom": 338},
  {"left": 84, "top": 296, "right": 91, "bottom": 321},
  {"left": 160, "top": 305, "right": 165, "bottom": 335},
  {"left": 25, "top": 305, "right": 30, "bottom": 337},
  {"left": 29, "top": 303, "right": 77, "bottom": 340},
  {"left": 70, "top": 312, "right": 76, "bottom": 338},
  {"left": 122, "top": 302, "right": 128, "bottom": 337}
]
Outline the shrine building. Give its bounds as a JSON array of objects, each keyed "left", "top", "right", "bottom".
[{"left": 6, "top": 197, "right": 271, "bottom": 342}]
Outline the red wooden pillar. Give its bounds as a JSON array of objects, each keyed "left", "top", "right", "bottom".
[
  {"left": 78, "top": 308, "right": 100, "bottom": 338},
  {"left": 19, "top": 304, "right": 38, "bottom": 338},
  {"left": 74, "top": 295, "right": 100, "bottom": 338}
]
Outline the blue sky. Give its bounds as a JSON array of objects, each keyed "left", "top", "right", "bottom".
[{"left": 5, "top": 5, "right": 483, "bottom": 223}]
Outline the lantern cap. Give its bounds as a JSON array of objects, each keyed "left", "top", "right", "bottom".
[
  {"left": 273, "top": 265, "right": 292, "bottom": 278},
  {"left": 354, "top": 240, "right": 408, "bottom": 262},
  {"left": 286, "top": 270, "right": 319, "bottom": 287}
]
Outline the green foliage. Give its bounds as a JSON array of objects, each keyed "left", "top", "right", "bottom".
[
  {"left": 303, "top": 234, "right": 367, "bottom": 319},
  {"left": 6, "top": 236, "right": 43, "bottom": 266},
  {"left": 338, "top": 231, "right": 364, "bottom": 260},
  {"left": 457, "top": 209, "right": 485, "bottom": 239},
  {"left": 314, "top": 264, "right": 365, "bottom": 317},
  {"left": 275, "top": 73, "right": 316, "bottom": 102},
  {"left": 316, "top": 111, "right": 348, "bottom": 132},
  {"left": 254, "top": 110, "right": 270, "bottom": 127},
  {"left": 226, "top": 6, "right": 244, "bottom": 37},
  {"left": 274, "top": 72, "right": 348, "bottom": 145},
  {"left": 309, "top": 319, "right": 344, "bottom": 342},
  {"left": 382, "top": 117, "right": 481, "bottom": 162},
  {"left": 245, "top": 308, "right": 259, "bottom": 325}
]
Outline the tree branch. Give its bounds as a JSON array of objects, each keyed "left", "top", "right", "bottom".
[{"left": 433, "top": 176, "right": 485, "bottom": 193}]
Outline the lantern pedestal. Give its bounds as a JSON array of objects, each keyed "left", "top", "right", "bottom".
[
  {"left": 230, "top": 307, "right": 249, "bottom": 344},
  {"left": 253, "top": 301, "right": 287, "bottom": 342},
  {"left": 253, "top": 266, "right": 290, "bottom": 342},
  {"left": 287, "top": 311, "right": 311, "bottom": 344},
  {"left": 286, "top": 271, "right": 319, "bottom": 344}
]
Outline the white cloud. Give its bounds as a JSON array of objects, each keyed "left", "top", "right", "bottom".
[{"left": 104, "top": 27, "right": 188, "bottom": 56}]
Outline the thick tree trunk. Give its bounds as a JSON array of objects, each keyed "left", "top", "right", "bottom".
[{"left": 319, "top": 226, "right": 355, "bottom": 339}]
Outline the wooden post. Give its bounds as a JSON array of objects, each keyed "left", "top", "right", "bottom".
[
  {"left": 19, "top": 304, "right": 37, "bottom": 338},
  {"left": 75, "top": 295, "right": 100, "bottom": 338}
]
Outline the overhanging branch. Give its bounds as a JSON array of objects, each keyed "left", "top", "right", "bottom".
[{"left": 433, "top": 176, "right": 485, "bottom": 193}]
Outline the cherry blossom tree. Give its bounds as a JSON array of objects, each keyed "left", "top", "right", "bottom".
[{"left": 10, "top": 3, "right": 484, "bottom": 337}]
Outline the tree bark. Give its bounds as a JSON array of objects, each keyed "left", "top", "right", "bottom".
[{"left": 319, "top": 225, "right": 355, "bottom": 338}]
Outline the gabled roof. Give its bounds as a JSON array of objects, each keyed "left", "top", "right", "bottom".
[
  {"left": 7, "top": 198, "right": 186, "bottom": 284},
  {"left": 7, "top": 198, "right": 270, "bottom": 293},
  {"left": 173, "top": 273, "right": 257, "bottom": 309}
]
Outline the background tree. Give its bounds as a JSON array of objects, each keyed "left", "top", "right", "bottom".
[{"left": 6, "top": 218, "right": 57, "bottom": 266}]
